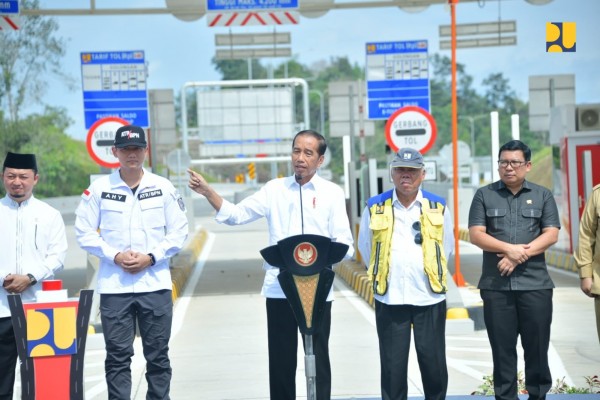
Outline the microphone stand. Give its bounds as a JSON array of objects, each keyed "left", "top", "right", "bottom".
[
  {"left": 295, "top": 175, "right": 316, "bottom": 400},
  {"left": 296, "top": 174, "right": 305, "bottom": 236}
]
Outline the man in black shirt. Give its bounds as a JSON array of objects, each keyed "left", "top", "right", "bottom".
[{"left": 468, "top": 140, "right": 560, "bottom": 400}]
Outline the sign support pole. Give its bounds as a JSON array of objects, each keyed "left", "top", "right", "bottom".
[
  {"left": 450, "top": 0, "right": 466, "bottom": 287},
  {"left": 348, "top": 83, "right": 356, "bottom": 164},
  {"left": 358, "top": 79, "right": 366, "bottom": 165}
]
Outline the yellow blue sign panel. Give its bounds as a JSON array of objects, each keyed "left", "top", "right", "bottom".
[
  {"left": 365, "top": 40, "right": 430, "bottom": 119},
  {"left": 26, "top": 306, "right": 78, "bottom": 357},
  {"left": 80, "top": 50, "right": 149, "bottom": 129}
]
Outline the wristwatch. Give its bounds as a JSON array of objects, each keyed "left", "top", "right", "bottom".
[
  {"left": 27, "top": 273, "right": 37, "bottom": 286},
  {"left": 148, "top": 253, "right": 156, "bottom": 266}
]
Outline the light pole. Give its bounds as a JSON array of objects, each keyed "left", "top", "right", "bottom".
[
  {"left": 309, "top": 89, "right": 325, "bottom": 135},
  {"left": 458, "top": 116, "right": 475, "bottom": 158},
  {"left": 458, "top": 114, "right": 487, "bottom": 158}
]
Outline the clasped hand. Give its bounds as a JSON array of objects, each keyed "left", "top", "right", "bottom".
[
  {"left": 115, "top": 250, "right": 152, "bottom": 274},
  {"left": 2, "top": 274, "right": 29, "bottom": 294},
  {"left": 496, "top": 244, "right": 530, "bottom": 276}
]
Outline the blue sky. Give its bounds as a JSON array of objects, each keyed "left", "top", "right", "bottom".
[{"left": 28, "top": 0, "right": 600, "bottom": 140}]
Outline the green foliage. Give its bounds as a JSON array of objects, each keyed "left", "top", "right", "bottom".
[
  {"left": 552, "top": 375, "right": 600, "bottom": 394},
  {"left": 0, "top": 6, "right": 99, "bottom": 198},
  {"left": 212, "top": 58, "right": 269, "bottom": 80},
  {"left": 428, "top": 54, "right": 543, "bottom": 159},
  {"left": 0, "top": 108, "right": 99, "bottom": 198},
  {"left": 0, "top": 0, "right": 75, "bottom": 122},
  {"left": 472, "top": 372, "right": 600, "bottom": 395}
]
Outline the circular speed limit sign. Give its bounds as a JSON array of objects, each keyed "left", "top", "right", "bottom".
[
  {"left": 86, "top": 117, "right": 130, "bottom": 168},
  {"left": 384, "top": 106, "right": 437, "bottom": 155}
]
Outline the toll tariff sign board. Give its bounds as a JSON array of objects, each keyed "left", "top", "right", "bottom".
[
  {"left": 384, "top": 106, "right": 437, "bottom": 155},
  {"left": 366, "top": 40, "right": 430, "bottom": 119},
  {"left": 86, "top": 117, "right": 129, "bottom": 169},
  {"left": 80, "top": 50, "right": 148, "bottom": 129}
]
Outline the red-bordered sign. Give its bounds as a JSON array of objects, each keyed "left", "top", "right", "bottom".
[
  {"left": 384, "top": 106, "right": 437, "bottom": 155},
  {"left": 208, "top": 11, "right": 299, "bottom": 27},
  {"left": 86, "top": 117, "right": 129, "bottom": 168}
]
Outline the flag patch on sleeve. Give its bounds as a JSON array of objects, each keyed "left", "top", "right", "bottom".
[{"left": 81, "top": 189, "right": 92, "bottom": 200}]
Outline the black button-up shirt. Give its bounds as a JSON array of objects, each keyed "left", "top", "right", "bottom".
[{"left": 468, "top": 180, "right": 561, "bottom": 291}]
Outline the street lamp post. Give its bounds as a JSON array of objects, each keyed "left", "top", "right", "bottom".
[
  {"left": 458, "top": 114, "right": 488, "bottom": 158},
  {"left": 310, "top": 89, "right": 325, "bottom": 135},
  {"left": 459, "top": 115, "right": 475, "bottom": 158}
]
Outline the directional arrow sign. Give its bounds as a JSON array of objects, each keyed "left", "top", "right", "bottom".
[
  {"left": 384, "top": 106, "right": 437, "bottom": 154},
  {"left": 86, "top": 116, "right": 130, "bottom": 168}
]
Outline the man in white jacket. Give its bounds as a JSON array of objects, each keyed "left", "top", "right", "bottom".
[{"left": 75, "top": 125, "right": 188, "bottom": 400}]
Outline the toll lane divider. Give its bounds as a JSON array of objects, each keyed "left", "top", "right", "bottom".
[{"left": 170, "top": 228, "right": 209, "bottom": 301}]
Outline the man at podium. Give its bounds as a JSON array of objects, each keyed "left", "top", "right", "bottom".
[{"left": 188, "top": 129, "right": 354, "bottom": 400}]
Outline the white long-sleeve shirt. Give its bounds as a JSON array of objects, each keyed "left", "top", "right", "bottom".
[
  {"left": 357, "top": 189, "right": 455, "bottom": 306},
  {"left": 216, "top": 174, "right": 355, "bottom": 299},
  {"left": 75, "top": 169, "right": 189, "bottom": 294},
  {"left": 0, "top": 196, "right": 68, "bottom": 318}
]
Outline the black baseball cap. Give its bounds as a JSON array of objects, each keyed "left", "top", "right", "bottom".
[{"left": 114, "top": 125, "right": 147, "bottom": 148}]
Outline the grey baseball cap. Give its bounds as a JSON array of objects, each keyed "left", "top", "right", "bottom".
[{"left": 389, "top": 148, "right": 425, "bottom": 169}]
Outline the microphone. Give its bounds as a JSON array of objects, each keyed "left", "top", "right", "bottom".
[{"left": 295, "top": 174, "right": 305, "bottom": 234}]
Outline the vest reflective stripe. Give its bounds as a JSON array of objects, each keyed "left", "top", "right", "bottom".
[
  {"left": 366, "top": 190, "right": 448, "bottom": 295},
  {"left": 420, "top": 199, "right": 447, "bottom": 293},
  {"left": 366, "top": 196, "right": 394, "bottom": 295}
]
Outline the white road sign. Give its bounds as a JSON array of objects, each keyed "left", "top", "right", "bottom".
[
  {"left": 86, "top": 116, "right": 129, "bottom": 168},
  {"left": 384, "top": 106, "right": 437, "bottom": 154}
]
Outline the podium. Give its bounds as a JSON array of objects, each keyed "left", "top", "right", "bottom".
[
  {"left": 8, "top": 281, "right": 94, "bottom": 400},
  {"left": 260, "top": 234, "right": 348, "bottom": 400}
]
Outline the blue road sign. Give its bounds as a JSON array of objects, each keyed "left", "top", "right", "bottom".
[
  {"left": 365, "top": 40, "right": 430, "bottom": 119},
  {"left": 207, "top": 0, "right": 298, "bottom": 11},
  {"left": 80, "top": 50, "right": 148, "bottom": 129},
  {"left": 0, "top": 1, "right": 19, "bottom": 14}
]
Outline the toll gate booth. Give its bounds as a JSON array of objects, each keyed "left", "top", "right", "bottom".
[{"left": 550, "top": 104, "right": 600, "bottom": 253}]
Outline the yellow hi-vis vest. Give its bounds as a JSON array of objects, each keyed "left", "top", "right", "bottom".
[{"left": 366, "top": 189, "right": 448, "bottom": 295}]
